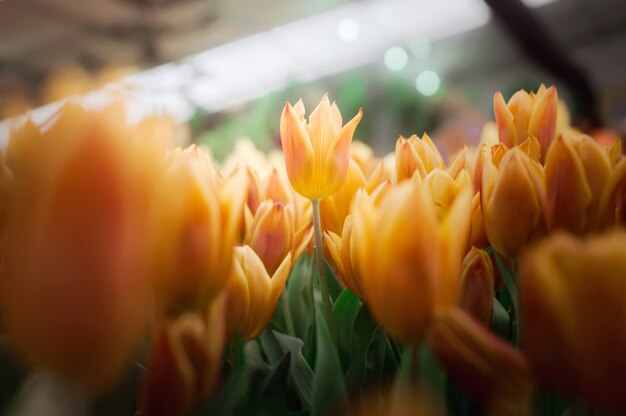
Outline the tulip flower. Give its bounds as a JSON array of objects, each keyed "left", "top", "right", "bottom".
[
  {"left": 493, "top": 85, "right": 558, "bottom": 161},
  {"left": 469, "top": 193, "right": 489, "bottom": 249},
  {"left": 394, "top": 134, "right": 445, "bottom": 183},
  {"left": 325, "top": 215, "right": 364, "bottom": 299},
  {"left": 244, "top": 199, "right": 310, "bottom": 275},
  {"left": 427, "top": 308, "right": 533, "bottom": 414},
  {"left": 279, "top": 95, "right": 362, "bottom": 200},
  {"left": 351, "top": 180, "right": 472, "bottom": 344},
  {"left": 544, "top": 133, "right": 611, "bottom": 233},
  {"left": 597, "top": 157, "right": 626, "bottom": 227},
  {"left": 420, "top": 168, "right": 472, "bottom": 221},
  {"left": 140, "top": 297, "right": 226, "bottom": 416},
  {"left": 519, "top": 231, "right": 626, "bottom": 412},
  {"left": 152, "top": 145, "right": 247, "bottom": 314},
  {"left": 459, "top": 248, "right": 495, "bottom": 325},
  {"left": 225, "top": 246, "right": 292, "bottom": 340},
  {"left": 482, "top": 147, "right": 547, "bottom": 258},
  {"left": 1, "top": 103, "right": 161, "bottom": 396}
]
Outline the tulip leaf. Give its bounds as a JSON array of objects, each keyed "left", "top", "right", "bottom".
[
  {"left": 312, "top": 309, "right": 349, "bottom": 416},
  {"left": 260, "top": 330, "right": 284, "bottom": 365},
  {"left": 332, "top": 289, "right": 362, "bottom": 371},
  {"left": 494, "top": 253, "right": 520, "bottom": 343},
  {"left": 492, "top": 297, "right": 510, "bottom": 340},
  {"left": 274, "top": 332, "right": 315, "bottom": 409},
  {"left": 418, "top": 344, "right": 447, "bottom": 394},
  {"left": 324, "top": 260, "right": 344, "bottom": 302},
  {"left": 345, "top": 303, "right": 379, "bottom": 387},
  {"left": 259, "top": 352, "right": 291, "bottom": 397},
  {"left": 287, "top": 257, "right": 316, "bottom": 354}
]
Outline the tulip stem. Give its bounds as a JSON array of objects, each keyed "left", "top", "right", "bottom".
[
  {"left": 281, "top": 290, "right": 296, "bottom": 337},
  {"left": 311, "top": 199, "right": 337, "bottom": 344}
]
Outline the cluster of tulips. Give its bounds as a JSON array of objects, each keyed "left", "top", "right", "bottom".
[{"left": 0, "top": 84, "right": 624, "bottom": 415}]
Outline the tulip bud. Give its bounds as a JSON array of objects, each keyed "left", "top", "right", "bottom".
[
  {"left": 482, "top": 148, "right": 547, "bottom": 257},
  {"left": 153, "top": 145, "right": 247, "bottom": 313},
  {"left": 459, "top": 248, "right": 495, "bottom": 325},
  {"left": 545, "top": 133, "right": 611, "bottom": 233},
  {"left": 427, "top": 308, "right": 533, "bottom": 414},
  {"left": 352, "top": 180, "right": 472, "bottom": 345},
  {"left": 469, "top": 193, "right": 489, "bottom": 249},
  {"left": 2, "top": 103, "right": 161, "bottom": 396},
  {"left": 394, "top": 134, "right": 445, "bottom": 183},
  {"left": 140, "top": 297, "right": 226, "bottom": 416},
  {"left": 225, "top": 246, "right": 292, "bottom": 340},
  {"left": 280, "top": 95, "right": 362, "bottom": 199},
  {"left": 494, "top": 86, "right": 558, "bottom": 161},
  {"left": 244, "top": 200, "right": 293, "bottom": 275},
  {"left": 519, "top": 231, "right": 626, "bottom": 412}
]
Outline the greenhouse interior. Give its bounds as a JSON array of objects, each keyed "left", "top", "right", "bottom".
[{"left": 1, "top": 0, "right": 626, "bottom": 414}]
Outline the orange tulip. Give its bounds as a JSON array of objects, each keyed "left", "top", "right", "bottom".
[
  {"left": 2, "top": 103, "right": 160, "bottom": 396},
  {"left": 153, "top": 145, "right": 247, "bottom": 313},
  {"left": 459, "top": 248, "right": 495, "bottom": 326},
  {"left": 280, "top": 95, "right": 362, "bottom": 199},
  {"left": 225, "top": 246, "right": 292, "bottom": 340},
  {"left": 481, "top": 148, "right": 547, "bottom": 257},
  {"left": 394, "top": 134, "right": 445, "bottom": 183},
  {"left": 493, "top": 85, "right": 558, "bottom": 161},
  {"left": 544, "top": 133, "right": 611, "bottom": 233},
  {"left": 351, "top": 180, "right": 472, "bottom": 344},
  {"left": 519, "top": 231, "right": 626, "bottom": 412},
  {"left": 420, "top": 168, "right": 472, "bottom": 221},
  {"left": 597, "top": 157, "right": 626, "bottom": 227},
  {"left": 427, "top": 308, "right": 533, "bottom": 414},
  {"left": 140, "top": 297, "right": 226, "bottom": 416},
  {"left": 325, "top": 215, "right": 364, "bottom": 298}
]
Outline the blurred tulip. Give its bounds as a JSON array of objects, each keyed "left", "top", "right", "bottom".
[
  {"left": 420, "top": 168, "right": 472, "bottom": 221},
  {"left": 352, "top": 181, "right": 472, "bottom": 344},
  {"left": 320, "top": 159, "right": 366, "bottom": 235},
  {"left": 350, "top": 140, "right": 380, "bottom": 176},
  {"left": 598, "top": 157, "right": 626, "bottom": 227},
  {"left": 280, "top": 95, "right": 362, "bottom": 199},
  {"left": 1, "top": 103, "right": 161, "bottom": 396},
  {"left": 427, "top": 308, "right": 533, "bottom": 414},
  {"left": 545, "top": 133, "right": 611, "bottom": 233},
  {"left": 493, "top": 85, "right": 558, "bottom": 161},
  {"left": 482, "top": 148, "right": 547, "bottom": 257},
  {"left": 225, "top": 246, "right": 292, "bottom": 340},
  {"left": 519, "top": 231, "right": 626, "bottom": 412},
  {"left": 351, "top": 387, "right": 442, "bottom": 416},
  {"left": 153, "top": 145, "right": 247, "bottom": 313},
  {"left": 459, "top": 248, "right": 494, "bottom": 325},
  {"left": 40, "top": 64, "right": 94, "bottom": 104},
  {"left": 394, "top": 134, "right": 445, "bottom": 183},
  {"left": 469, "top": 193, "right": 489, "bottom": 249},
  {"left": 140, "top": 297, "right": 225, "bottom": 416}
]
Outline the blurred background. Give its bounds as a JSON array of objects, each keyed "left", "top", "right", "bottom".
[{"left": 1, "top": 0, "right": 625, "bottom": 159}]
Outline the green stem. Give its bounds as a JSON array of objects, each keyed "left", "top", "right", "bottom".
[
  {"left": 311, "top": 199, "right": 337, "bottom": 344},
  {"left": 281, "top": 290, "right": 296, "bottom": 337}
]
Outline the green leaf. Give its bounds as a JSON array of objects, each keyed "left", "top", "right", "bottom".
[
  {"left": 324, "top": 260, "right": 343, "bottom": 302},
  {"left": 491, "top": 297, "right": 510, "bottom": 340},
  {"left": 494, "top": 253, "right": 520, "bottom": 345},
  {"left": 260, "top": 330, "right": 284, "bottom": 365},
  {"left": 260, "top": 352, "right": 291, "bottom": 397},
  {"left": 418, "top": 344, "right": 447, "bottom": 394},
  {"left": 312, "top": 309, "right": 349, "bottom": 416},
  {"left": 274, "top": 332, "right": 315, "bottom": 409},
  {"left": 345, "top": 304, "right": 378, "bottom": 387},
  {"left": 287, "top": 256, "right": 315, "bottom": 350},
  {"left": 332, "top": 289, "right": 362, "bottom": 371}
]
